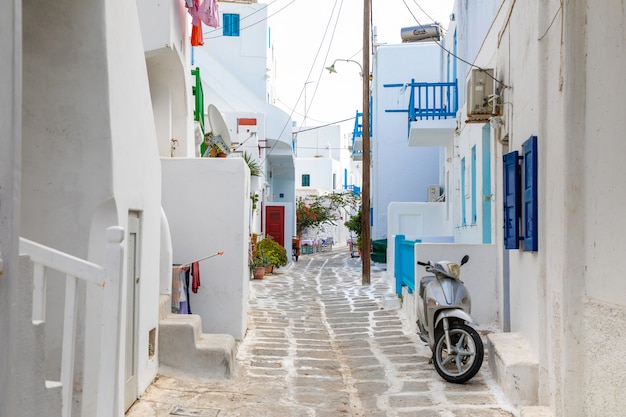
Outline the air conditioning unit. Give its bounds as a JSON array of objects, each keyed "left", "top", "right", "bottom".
[
  {"left": 467, "top": 68, "right": 495, "bottom": 118},
  {"left": 428, "top": 185, "right": 441, "bottom": 202}
]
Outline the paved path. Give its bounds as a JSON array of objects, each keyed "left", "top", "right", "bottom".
[{"left": 127, "top": 248, "right": 518, "bottom": 417}]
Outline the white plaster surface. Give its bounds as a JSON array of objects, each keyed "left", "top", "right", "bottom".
[{"left": 161, "top": 158, "right": 250, "bottom": 340}]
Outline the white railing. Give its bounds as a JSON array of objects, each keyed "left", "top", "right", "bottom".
[{"left": 20, "top": 226, "right": 124, "bottom": 417}]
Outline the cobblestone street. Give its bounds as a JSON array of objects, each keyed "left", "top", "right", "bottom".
[{"left": 127, "top": 248, "right": 519, "bottom": 417}]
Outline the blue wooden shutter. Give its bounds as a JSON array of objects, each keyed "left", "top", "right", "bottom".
[
  {"left": 223, "top": 14, "right": 240, "bottom": 36},
  {"left": 523, "top": 136, "right": 538, "bottom": 251},
  {"left": 503, "top": 151, "right": 520, "bottom": 249}
]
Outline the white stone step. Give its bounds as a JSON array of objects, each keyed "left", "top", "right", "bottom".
[
  {"left": 487, "top": 332, "right": 539, "bottom": 407},
  {"left": 521, "top": 406, "right": 554, "bottom": 417},
  {"left": 159, "top": 313, "right": 236, "bottom": 379}
]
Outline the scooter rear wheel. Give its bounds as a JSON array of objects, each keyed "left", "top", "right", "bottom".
[{"left": 433, "top": 323, "right": 483, "bottom": 383}]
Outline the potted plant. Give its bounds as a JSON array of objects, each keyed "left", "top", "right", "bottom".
[
  {"left": 256, "top": 236, "right": 288, "bottom": 271},
  {"left": 251, "top": 254, "right": 271, "bottom": 279}
]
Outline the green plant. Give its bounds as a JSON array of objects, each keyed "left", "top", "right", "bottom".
[
  {"left": 345, "top": 208, "right": 363, "bottom": 249},
  {"left": 296, "top": 192, "right": 359, "bottom": 236},
  {"left": 242, "top": 151, "right": 261, "bottom": 177},
  {"left": 256, "top": 237, "right": 288, "bottom": 268},
  {"left": 250, "top": 193, "right": 259, "bottom": 213},
  {"left": 251, "top": 254, "right": 271, "bottom": 268}
]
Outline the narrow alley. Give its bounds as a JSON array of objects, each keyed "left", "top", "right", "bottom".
[{"left": 126, "top": 248, "right": 518, "bottom": 417}]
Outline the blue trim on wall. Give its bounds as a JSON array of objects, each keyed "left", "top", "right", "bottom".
[
  {"left": 482, "top": 125, "right": 492, "bottom": 244},
  {"left": 471, "top": 145, "right": 477, "bottom": 224},
  {"left": 461, "top": 157, "right": 466, "bottom": 226}
]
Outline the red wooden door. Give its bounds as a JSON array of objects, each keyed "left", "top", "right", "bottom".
[{"left": 265, "top": 206, "right": 285, "bottom": 246}]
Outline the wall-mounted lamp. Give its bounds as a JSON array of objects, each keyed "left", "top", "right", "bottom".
[{"left": 325, "top": 59, "right": 363, "bottom": 78}]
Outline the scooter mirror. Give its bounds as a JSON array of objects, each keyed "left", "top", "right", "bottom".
[{"left": 461, "top": 255, "right": 470, "bottom": 265}]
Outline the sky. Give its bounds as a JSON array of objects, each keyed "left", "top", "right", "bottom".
[{"left": 265, "top": 0, "right": 455, "bottom": 136}]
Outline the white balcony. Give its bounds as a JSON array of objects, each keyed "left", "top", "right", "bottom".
[{"left": 408, "top": 118, "right": 455, "bottom": 147}]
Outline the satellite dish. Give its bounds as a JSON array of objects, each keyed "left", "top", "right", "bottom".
[{"left": 204, "top": 104, "right": 232, "bottom": 157}]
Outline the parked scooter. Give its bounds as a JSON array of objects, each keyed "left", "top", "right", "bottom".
[{"left": 416, "top": 255, "right": 484, "bottom": 383}]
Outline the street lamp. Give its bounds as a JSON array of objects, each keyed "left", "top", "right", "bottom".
[{"left": 325, "top": 59, "right": 363, "bottom": 78}]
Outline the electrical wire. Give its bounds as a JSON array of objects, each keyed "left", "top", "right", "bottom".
[
  {"left": 203, "top": 0, "right": 298, "bottom": 38},
  {"left": 295, "top": 116, "right": 356, "bottom": 133},
  {"left": 297, "top": 0, "right": 346, "bottom": 129},
  {"left": 537, "top": 1, "right": 562, "bottom": 41},
  {"left": 261, "top": 0, "right": 343, "bottom": 163}
]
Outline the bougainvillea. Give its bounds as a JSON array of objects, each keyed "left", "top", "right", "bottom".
[{"left": 296, "top": 192, "right": 359, "bottom": 236}]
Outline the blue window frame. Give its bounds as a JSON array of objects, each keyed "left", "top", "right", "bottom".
[
  {"left": 223, "top": 13, "right": 240, "bottom": 37},
  {"left": 523, "top": 136, "right": 538, "bottom": 251},
  {"left": 302, "top": 174, "right": 310, "bottom": 187},
  {"left": 471, "top": 145, "right": 477, "bottom": 224},
  {"left": 461, "top": 157, "right": 466, "bottom": 226}
]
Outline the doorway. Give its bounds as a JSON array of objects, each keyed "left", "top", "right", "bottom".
[
  {"left": 124, "top": 212, "right": 140, "bottom": 410},
  {"left": 265, "top": 205, "right": 285, "bottom": 246}
]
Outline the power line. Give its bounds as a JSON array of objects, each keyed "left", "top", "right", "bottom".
[{"left": 203, "top": 0, "right": 297, "bottom": 38}]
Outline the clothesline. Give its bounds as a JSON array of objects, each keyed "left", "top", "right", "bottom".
[{"left": 177, "top": 251, "right": 224, "bottom": 268}]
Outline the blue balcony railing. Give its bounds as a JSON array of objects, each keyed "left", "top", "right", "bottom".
[
  {"left": 384, "top": 80, "right": 458, "bottom": 135},
  {"left": 351, "top": 110, "right": 363, "bottom": 160}
]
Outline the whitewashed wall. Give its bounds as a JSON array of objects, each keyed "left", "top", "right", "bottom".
[
  {"left": 20, "top": 0, "right": 163, "bottom": 413},
  {"left": 458, "top": 0, "right": 626, "bottom": 415},
  {"left": 162, "top": 158, "right": 250, "bottom": 340}
]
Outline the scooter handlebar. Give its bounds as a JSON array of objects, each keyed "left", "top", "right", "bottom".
[{"left": 417, "top": 261, "right": 429, "bottom": 266}]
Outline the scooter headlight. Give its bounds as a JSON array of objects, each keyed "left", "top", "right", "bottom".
[
  {"left": 426, "top": 297, "right": 439, "bottom": 307},
  {"left": 447, "top": 263, "right": 461, "bottom": 279}
]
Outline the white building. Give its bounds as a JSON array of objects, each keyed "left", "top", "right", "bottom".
[
  {"left": 371, "top": 42, "right": 445, "bottom": 241},
  {"left": 394, "top": 1, "right": 626, "bottom": 416},
  {"left": 197, "top": 0, "right": 296, "bottom": 252}
]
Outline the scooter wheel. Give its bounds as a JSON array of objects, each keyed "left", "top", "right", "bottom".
[{"left": 433, "top": 323, "right": 483, "bottom": 384}]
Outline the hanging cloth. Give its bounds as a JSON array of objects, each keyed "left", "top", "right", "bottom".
[
  {"left": 198, "top": 0, "right": 220, "bottom": 28},
  {"left": 188, "top": 0, "right": 204, "bottom": 46},
  {"left": 171, "top": 266, "right": 182, "bottom": 313},
  {"left": 191, "top": 261, "right": 201, "bottom": 293}
]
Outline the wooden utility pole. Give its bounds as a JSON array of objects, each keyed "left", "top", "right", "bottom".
[{"left": 361, "top": 0, "right": 371, "bottom": 285}]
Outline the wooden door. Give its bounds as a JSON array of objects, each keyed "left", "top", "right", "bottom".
[{"left": 265, "top": 206, "right": 285, "bottom": 246}]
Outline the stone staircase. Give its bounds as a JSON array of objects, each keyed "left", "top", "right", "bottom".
[
  {"left": 488, "top": 332, "right": 554, "bottom": 417},
  {"left": 158, "top": 295, "right": 237, "bottom": 379}
]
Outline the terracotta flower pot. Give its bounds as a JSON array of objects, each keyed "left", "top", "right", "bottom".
[
  {"left": 253, "top": 266, "right": 265, "bottom": 279},
  {"left": 265, "top": 264, "right": 274, "bottom": 274}
]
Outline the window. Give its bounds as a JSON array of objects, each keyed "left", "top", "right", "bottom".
[
  {"left": 502, "top": 135, "right": 538, "bottom": 251},
  {"left": 223, "top": 13, "right": 240, "bottom": 37},
  {"left": 302, "top": 174, "right": 310, "bottom": 187}
]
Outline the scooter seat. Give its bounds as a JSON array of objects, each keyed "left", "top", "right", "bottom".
[{"left": 419, "top": 276, "right": 436, "bottom": 299}]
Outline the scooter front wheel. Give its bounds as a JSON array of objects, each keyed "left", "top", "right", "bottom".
[{"left": 433, "top": 323, "right": 483, "bottom": 383}]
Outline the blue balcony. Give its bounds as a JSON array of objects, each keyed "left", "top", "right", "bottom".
[
  {"left": 385, "top": 79, "right": 458, "bottom": 147},
  {"left": 351, "top": 110, "right": 363, "bottom": 161}
]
